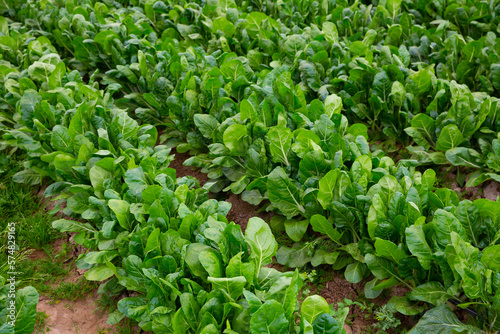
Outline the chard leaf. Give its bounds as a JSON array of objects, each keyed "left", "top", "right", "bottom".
[
  {"left": 245, "top": 217, "right": 277, "bottom": 277},
  {"left": 267, "top": 167, "right": 305, "bottom": 218},
  {"left": 250, "top": 300, "right": 289, "bottom": 334}
]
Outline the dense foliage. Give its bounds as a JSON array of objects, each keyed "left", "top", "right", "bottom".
[
  {"left": 0, "top": 10, "right": 342, "bottom": 334},
  {"left": 1, "top": 0, "right": 500, "bottom": 333}
]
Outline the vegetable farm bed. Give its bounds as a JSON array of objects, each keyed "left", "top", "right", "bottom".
[{"left": 2, "top": 0, "right": 500, "bottom": 333}]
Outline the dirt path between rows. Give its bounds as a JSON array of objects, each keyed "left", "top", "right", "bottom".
[{"left": 31, "top": 236, "right": 116, "bottom": 334}]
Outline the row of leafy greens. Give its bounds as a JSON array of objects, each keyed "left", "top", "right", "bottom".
[{"left": 0, "top": 14, "right": 346, "bottom": 334}]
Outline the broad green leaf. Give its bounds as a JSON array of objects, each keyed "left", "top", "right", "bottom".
[
  {"left": 108, "top": 199, "right": 132, "bottom": 230},
  {"left": 409, "top": 305, "right": 480, "bottom": 334},
  {"left": 408, "top": 69, "right": 432, "bottom": 96},
  {"left": 312, "top": 313, "right": 341, "bottom": 334},
  {"left": 52, "top": 219, "right": 97, "bottom": 233},
  {"left": 432, "top": 209, "right": 467, "bottom": 249},
  {"left": 445, "top": 148, "right": 484, "bottom": 169},
  {"left": 245, "top": 12, "right": 270, "bottom": 39},
  {"left": 112, "top": 110, "right": 138, "bottom": 140},
  {"left": 310, "top": 215, "right": 342, "bottom": 243},
  {"left": 405, "top": 225, "right": 432, "bottom": 270},
  {"left": 409, "top": 282, "right": 452, "bottom": 306},
  {"left": 268, "top": 126, "right": 293, "bottom": 166},
  {"left": 387, "top": 296, "right": 424, "bottom": 316},
  {"left": 435, "top": 125, "right": 464, "bottom": 152},
  {"left": 276, "top": 242, "right": 315, "bottom": 268},
  {"left": 208, "top": 276, "right": 246, "bottom": 301},
  {"left": 194, "top": 114, "right": 220, "bottom": 139},
  {"left": 283, "top": 270, "right": 302, "bottom": 320},
  {"left": 317, "top": 170, "right": 349, "bottom": 209},
  {"left": 365, "top": 254, "right": 401, "bottom": 282},
  {"left": 245, "top": 217, "right": 278, "bottom": 277},
  {"left": 454, "top": 200, "right": 481, "bottom": 247},
  {"left": 284, "top": 218, "right": 309, "bottom": 242},
  {"left": 325, "top": 93, "right": 342, "bottom": 117},
  {"left": 11, "top": 286, "right": 39, "bottom": 334},
  {"left": 185, "top": 243, "right": 212, "bottom": 281},
  {"left": 364, "top": 278, "right": 383, "bottom": 299},
  {"left": 299, "top": 61, "right": 321, "bottom": 92},
  {"left": 226, "top": 252, "right": 254, "bottom": 285},
  {"left": 199, "top": 250, "right": 223, "bottom": 278},
  {"left": 301, "top": 295, "right": 330, "bottom": 324},
  {"left": 223, "top": 124, "right": 248, "bottom": 156},
  {"left": 250, "top": 300, "right": 289, "bottom": 334},
  {"left": 268, "top": 167, "right": 305, "bottom": 218},
  {"left": 386, "top": 0, "right": 402, "bottom": 17},
  {"left": 344, "top": 262, "right": 369, "bottom": 284},
  {"left": 481, "top": 245, "right": 500, "bottom": 271},
  {"left": 374, "top": 239, "right": 407, "bottom": 263},
  {"left": 12, "top": 169, "right": 42, "bottom": 185},
  {"left": 85, "top": 265, "right": 115, "bottom": 281},
  {"left": 28, "top": 61, "right": 56, "bottom": 82},
  {"left": 212, "top": 17, "right": 236, "bottom": 37},
  {"left": 89, "top": 166, "right": 114, "bottom": 198},
  {"left": 322, "top": 22, "right": 338, "bottom": 45}
]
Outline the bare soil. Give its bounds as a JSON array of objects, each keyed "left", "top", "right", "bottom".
[
  {"left": 170, "top": 149, "right": 274, "bottom": 232},
  {"left": 169, "top": 148, "right": 209, "bottom": 185},
  {"left": 27, "top": 235, "right": 114, "bottom": 334},
  {"left": 444, "top": 167, "right": 500, "bottom": 200},
  {"left": 37, "top": 290, "right": 113, "bottom": 334},
  {"left": 225, "top": 192, "right": 274, "bottom": 232}
]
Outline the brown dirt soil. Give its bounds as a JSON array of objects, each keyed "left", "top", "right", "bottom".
[
  {"left": 169, "top": 149, "right": 274, "bottom": 232},
  {"left": 170, "top": 148, "right": 209, "bottom": 185},
  {"left": 482, "top": 181, "right": 500, "bottom": 201},
  {"left": 25, "top": 185, "right": 121, "bottom": 334},
  {"left": 37, "top": 290, "right": 113, "bottom": 334},
  {"left": 225, "top": 193, "right": 274, "bottom": 232},
  {"left": 28, "top": 238, "right": 67, "bottom": 261},
  {"left": 444, "top": 167, "right": 500, "bottom": 201}
]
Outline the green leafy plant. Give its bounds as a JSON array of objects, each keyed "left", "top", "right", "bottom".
[
  {"left": 0, "top": 278, "right": 39, "bottom": 334},
  {"left": 373, "top": 304, "right": 401, "bottom": 333}
]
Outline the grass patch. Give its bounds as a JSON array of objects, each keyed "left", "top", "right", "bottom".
[
  {"left": 0, "top": 152, "right": 64, "bottom": 286},
  {"left": 34, "top": 311, "right": 51, "bottom": 334},
  {"left": 47, "top": 277, "right": 99, "bottom": 302}
]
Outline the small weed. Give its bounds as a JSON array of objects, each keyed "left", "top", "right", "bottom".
[
  {"left": 34, "top": 311, "right": 51, "bottom": 334},
  {"left": 344, "top": 298, "right": 375, "bottom": 318},
  {"left": 373, "top": 304, "right": 401, "bottom": 332},
  {"left": 115, "top": 318, "right": 138, "bottom": 334},
  {"left": 95, "top": 293, "right": 117, "bottom": 317}
]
